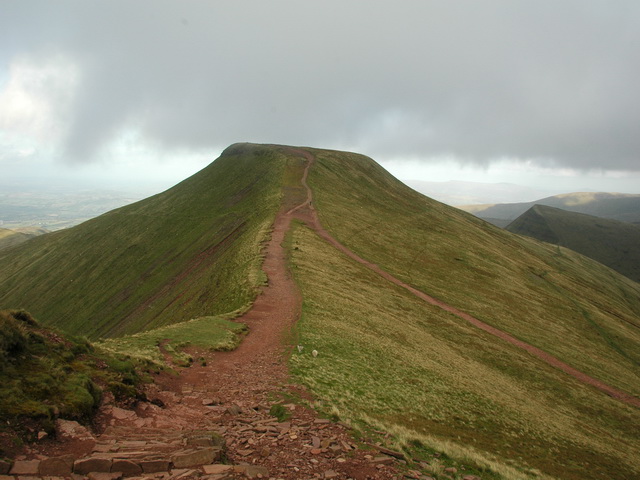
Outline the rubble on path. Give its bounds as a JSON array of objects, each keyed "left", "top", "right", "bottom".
[{"left": 3, "top": 347, "right": 410, "bottom": 480}]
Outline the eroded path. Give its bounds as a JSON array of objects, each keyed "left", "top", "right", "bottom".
[{"left": 289, "top": 148, "right": 640, "bottom": 409}]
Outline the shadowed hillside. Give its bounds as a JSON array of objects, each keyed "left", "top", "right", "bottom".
[{"left": 507, "top": 204, "right": 640, "bottom": 282}]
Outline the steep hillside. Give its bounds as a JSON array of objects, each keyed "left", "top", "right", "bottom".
[
  {"left": 0, "top": 144, "right": 301, "bottom": 339},
  {"left": 462, "top": 192, "right": 640, "bottom": 226},
  {"left": 288, "top": 147, "right": 640, "bottom": 479},
  {"left": 507, "top": 204, "right": 640, "bottom": 282}
]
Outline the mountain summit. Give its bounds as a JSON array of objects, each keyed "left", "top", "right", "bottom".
[{"left": 1, "top": 144, "right": 639, "bottom": 479}]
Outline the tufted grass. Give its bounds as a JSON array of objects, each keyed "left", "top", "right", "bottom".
[{"left": 289, "top": 222, "right": 640, "bottom": 480}]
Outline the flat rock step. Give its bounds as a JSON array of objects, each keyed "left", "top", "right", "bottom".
[
  {"left": 6, "top": 459, "right": 268, "bottom": 479},
  {"left": 4, "top": 428, "right": 239, "bottom": 479}
]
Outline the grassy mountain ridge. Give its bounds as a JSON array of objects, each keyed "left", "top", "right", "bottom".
[
  {"left": 288, "top": 147, "right": 640, "bottom": 478},
  {"left": 303, "top": 148, "right": 640, "bottom": 395},
  {"left": 0, "top": 144, "right": 296, "bottom": 339},
  {"left": 507, "top": 204, "right": 640, "bottom": 282},
  {"left": 462, "top": 192, "right": 640, "bottom": 226},
  {"left": 1, "top": 144, "right": 639, "bottom": 478}
]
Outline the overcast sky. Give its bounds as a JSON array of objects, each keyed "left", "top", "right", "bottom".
[{"left": 1, "top": 1, "right": 639, "bottom": 199}]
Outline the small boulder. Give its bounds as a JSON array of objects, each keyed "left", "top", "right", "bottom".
[
  {"left": 234, "top": 465, "right": 269, "bottom": 479},
  {"left": 55, "top": 419, "right": 95, "bottom": 441}
]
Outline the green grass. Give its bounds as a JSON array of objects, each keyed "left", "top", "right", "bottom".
[
  {"left": 305, "top": 148, "right": 640, "bottom": 397},
  {"left": 283, "top": 147, "right": 640, "bottom": 479},
  {"left": 289, "top": 221, "right": 640, "bottom": 480},
  {"left": 0, "top": 144, "right": 289, "bottom": 339},
  {"left": 98, "top": 315, "right": 248, "bottom": 366},
  {"left": 0, "top": 310, "right": 149, "bottom": 452},
  {"left": 506, "top": 204, "right": 640, "bottom": 282}
]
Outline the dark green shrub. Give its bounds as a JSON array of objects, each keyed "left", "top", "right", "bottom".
[
  {"left": 0, "top": 311, "right": 27, "bottom": 358},
  {"left": 11, "top": 310, "right": 38, "bottom": 327}
]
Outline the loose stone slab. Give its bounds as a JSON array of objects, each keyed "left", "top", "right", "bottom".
[
  {"left": 39, "top": 455, "right": 75, "bottom": 476},
  {"left": 74, "top": 458, "right": 113, "bottom": 475},
  {"left": 10, "top": 460, "right": 40, "bottom": 475},
  {"left": 110, "top": 459, "right": 142, "bottom": 476},
  {"left": 139, "top": 460, "right": 171, "bottom": 473},
  {"left": 370, "top": 455, "right": 395, "bottom": 465},
  {"left": 171, "top": 448, "right": 221, "bottom": 468},
  {"left": 202, "top": 464, "right": 233, "bottom": 474},
  {"left": 87, "top": 472, "right": 123, "bottom": 480},
  {"left": 233, "top": 465, "right": 269, "bottom": 479}
]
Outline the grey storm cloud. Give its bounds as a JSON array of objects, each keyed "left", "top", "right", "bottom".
[{"left": 2, "top": 0, "right": 639, "bottom": 170}]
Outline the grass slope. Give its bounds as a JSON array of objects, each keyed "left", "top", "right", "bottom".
[
  {"left": 288, "top": 147, "right": 640, "bottom": 479},
  {"left": 99, "top": 315, "right": 248, "bottom": 367},
  {"left": 507, "top": 204, "right": 640, "bottom": 282},
  {"left": 0, "top": 144, "right": 288, "bottom": 339},
  {"left": 462, "top": 192, "right": 640, "bottom": 225},
  {"left": 290, "top": 222, "right": 639, "bottom": 480}
]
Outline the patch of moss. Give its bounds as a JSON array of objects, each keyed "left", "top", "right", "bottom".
[{"left": 0, "top": 310, "right": 147, "bottom": 453}]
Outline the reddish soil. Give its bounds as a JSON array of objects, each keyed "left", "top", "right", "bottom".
[{"left": 290, "top": 148, "right": 640, "bottom": 409}]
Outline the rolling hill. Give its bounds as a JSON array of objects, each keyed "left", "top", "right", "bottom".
[
  {"left": 506, "top": 204, "right": 640, "bottom": 282},
  {"left": 461, "top": 192, "right": 640, "bottom": 227},
  {"left": 1, "top": 144, "right": 639, "bottom": 479}
]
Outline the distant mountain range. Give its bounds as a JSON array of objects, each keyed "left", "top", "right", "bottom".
[
  {"left": 506, "top": 205, "right": 640, "bottom": 282},
  {"left": 404, "top": 179, "right": 558, "bottom": 206},
  {"left": 460, "top": 192, "right": 640, "bottom": 227}
]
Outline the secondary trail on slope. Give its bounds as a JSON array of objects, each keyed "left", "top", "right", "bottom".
[{"left": 288, "top": 148, "right": 640, "bottom": 409}]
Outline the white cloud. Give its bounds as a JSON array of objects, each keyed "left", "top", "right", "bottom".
[{"left": 0, "top": 56, "right": 79, "bottom": 144}]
